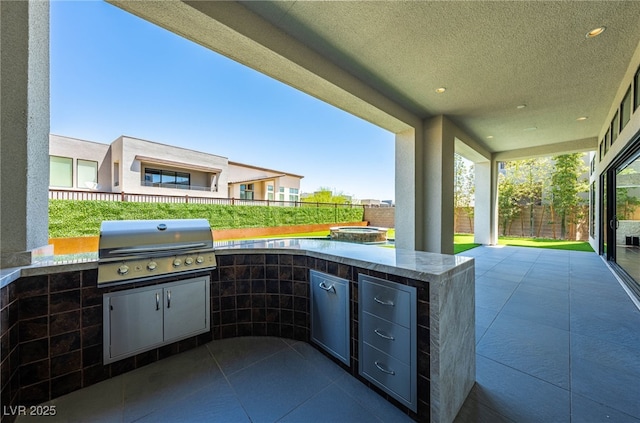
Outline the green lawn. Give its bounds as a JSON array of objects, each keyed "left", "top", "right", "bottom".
[
  {"left": 222, "top": 229, "right": 592, "bottom": 253},
  {"left": 453, "top": 234, "right": 481, "bottom": 254},
  {"left": 498, "top": 236, "right": 594, "bottom": 252},
  {"left": 454, "top": 234, "right": 593, "bottom": 252}
]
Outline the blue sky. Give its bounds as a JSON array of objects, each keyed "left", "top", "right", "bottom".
[{"left": 50, "top": 1, "right": 395, "bottom": 201}]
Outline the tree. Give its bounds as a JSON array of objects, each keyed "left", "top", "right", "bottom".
[
  {"left": 302, "top": 187, "right": 350, "bottom": 204},
  {"left": 454, "top": 154, "right": 475, "bottom": 232},
  {"left": 551, "top": 153, "right": 589, "bottom": 239},
  {"left": 498, "top": 170, "right": 521, "bottom": 236},
  {"left": 509, "top": 158, "right": 552, "bottom": 237}
]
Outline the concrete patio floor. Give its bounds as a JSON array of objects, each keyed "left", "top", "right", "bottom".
[{"left": 455, "top": 245, "right": 640, "bottom": 423}]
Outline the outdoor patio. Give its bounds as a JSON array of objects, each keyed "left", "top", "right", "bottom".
[
  {"left": 456, "top": 245, "right": 640, "bottom": 422},
  {"left": 13, "top": 245, "right": 640, "bottom": 423}
]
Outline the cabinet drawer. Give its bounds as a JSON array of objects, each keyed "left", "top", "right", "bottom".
[
  {"left": 361, "top": 311, "right": 411, "bottom": 364},
  {"left": 360, "top": 276, "right": 412, "bottom": 328},
  {"left": 361, "top": 344, "right": 412, "bottom": 403}
]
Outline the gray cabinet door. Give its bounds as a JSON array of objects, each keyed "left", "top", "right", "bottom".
[
  {"left": 164, "top": 278, "right": 209, "bottom": 343},
  {"left": 104, "top": 276, "right": 210, "bottom": 364},
  {"left": 310, "top": 270, "right": 350, "bottom": 365},
  {"left": 107, "top": 286, "right": 164, "bottom": 361}
]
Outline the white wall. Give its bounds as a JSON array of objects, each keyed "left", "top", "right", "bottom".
[
  {"left": 49, "top": 135, "right": 111, "bottom": 190},
  {"left": 119, "top": 136, "right": 229, "bottom": 198}
]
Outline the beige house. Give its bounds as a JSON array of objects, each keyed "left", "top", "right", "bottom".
[{"left": 49, "top": 134, "right": 303, "bottom": 202}]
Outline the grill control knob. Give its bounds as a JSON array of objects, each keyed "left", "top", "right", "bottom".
[
  {"left": 196, "top": 256, "right": 204, "bottom": 264},
  {"left": 117, "top": 265, "right": 129, "bottom": 275},
  {"left": 147, "top": 261, "right": 157, "bottom": 271},
  {"left": 173, "top": 258, "right": 182, "bottom": 267},
  {"left": 184, "top": 257, "right": 194, "bottom": 266}
]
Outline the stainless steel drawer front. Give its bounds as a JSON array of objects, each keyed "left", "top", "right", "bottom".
[
  {"left": 358, "top": 274, "right": 417, "bottom": 412},
  {"left": 360, "top": 279, "right": 412, "bottom": 328},
  {"left": 361, "top": 344, "right": 412, "bottom": 402},
  {"left": 361, "top": 311, "right": 411, "bottom": 364}
]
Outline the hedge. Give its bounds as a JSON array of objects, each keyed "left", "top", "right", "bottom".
[{"left": 48, "top": 200, "right": 364, "bottom": 238}]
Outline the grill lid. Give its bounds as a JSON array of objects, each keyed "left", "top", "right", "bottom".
[
  {"left": 97, "top": 219, "right": 216, "bottom": 285},
  {"left": 99, "top": 219, "right": 214, "bottom": 260}
]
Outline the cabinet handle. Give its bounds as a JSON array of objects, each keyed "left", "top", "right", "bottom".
[
  {"left": 167, "top": 290, "right": 171, "bottom": 308},
  {"left": 319, "top": 281, "right": 336, "bottom": 294},
  {"left": 374, "top": 296, "right": 394, "bottom": 307},
  {"left": 155, "top": 292, "right": 160, "bottom": 311},
  {"left": 374, "top": 361, "right": 395, "bottom": 375},
  {"left": 374, "top": 328, "right": 395, "bottom": 341}
]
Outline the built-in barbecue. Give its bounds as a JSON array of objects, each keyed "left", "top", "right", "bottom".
[{"left": 97, "top": 218, "right": 217, "bottom": 285}]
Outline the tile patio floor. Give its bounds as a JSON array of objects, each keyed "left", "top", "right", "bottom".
[
  {"left": 17, "top": 246, "right": 640, "bottom": 422},
  {"left": 456, "top": 245, "right": 640, "bottom": 423}
]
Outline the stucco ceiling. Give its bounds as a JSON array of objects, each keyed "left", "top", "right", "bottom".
[
  {"left": 112, "top": 1, "right": 640, "bottom": 157},
  {"left": 238, "top": 1, "right": 640, "bottom": 155}
]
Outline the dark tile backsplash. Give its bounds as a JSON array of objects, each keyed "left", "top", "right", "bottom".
[{"left": 0, "top": 252, "right": 431, "bottom": 423}]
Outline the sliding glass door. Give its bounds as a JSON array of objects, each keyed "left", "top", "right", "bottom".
[{"left": 613, "top": 151, "right": 640, "bottom": 287}]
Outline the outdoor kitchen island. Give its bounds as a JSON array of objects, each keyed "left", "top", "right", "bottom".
[{"left": 0, "top": 239, "right": 474, "bottom": 423}]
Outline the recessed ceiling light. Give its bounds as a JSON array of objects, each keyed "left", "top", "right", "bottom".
[
  {"left": 486, "top": 135, "right": 494, "bottom": 139},
  {"left": 516, "top": 104, "right": 527, "bottom": 109},
  {"left": 435, "top": 87, "right": 446, "bottom": 94},
  {"left": 577, "top": 116, "right": 588, "bottom": 121},
  {"left": 523, "top": 126, "right": 537, "bottom": 131},
  {"left": 586, "top": 26, "right": 606, "bottom": 38}
]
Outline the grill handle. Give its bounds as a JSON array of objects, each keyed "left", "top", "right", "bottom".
[{"left": 107, "top": 242, "right": 209, "bottom": 256}]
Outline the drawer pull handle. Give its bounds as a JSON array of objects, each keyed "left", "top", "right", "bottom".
[
  {"left": 374, "top": 296, "right": 394, "bottom": 307},
  {"left": 374, "top": 361, "right": 395, "bottom": 375},
  {"left": 155, "top": 292, "right": 160, "bottom": 311},
  {"left": 319, "top": 281, "right": 336, "bottom": 294},
  {"left": 374, "top": 328, "right": 395, "bottom": 341}
]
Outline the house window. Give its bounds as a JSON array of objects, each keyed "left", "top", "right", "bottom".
[
  {"left": 498, "top": 162, "right": 506, "bottom": 174},
  {"left": 590, "top": 181, "right": 596, "bottom": 237},
  {"left": 267, "top": 184, "right": 274, "bottom": 201},
  {"left": 240, "top": 183, "right": 254, "bottom": 200},
  {"left": 77, "top": 159, "right": 98, "bottom": 189},
  {"left": 289, "top": 188, "right": 299, "bottom": 202},
  {"left": 113, "top": 162, "right": 120, "bottom": 187},
  {"left": 278, "top": 187, "right": 285, "bottom": 201},
  {"left": 611, "top": 111, "right": 619, "bottom": 145},
  {"left": 621, "top": 86, "right": 632, "bottom": 131},
  {"left": 599, "top": 140, "right": 603, "bottom": 161},
  {"left": 635, "top": 66, "right": 640, "bottom": 111},
  {"left": 50, "top": 156, "right": 73, "bottom": 187},
  {"left": 143, "top": 168, "right": 190, "bottom": 189}
]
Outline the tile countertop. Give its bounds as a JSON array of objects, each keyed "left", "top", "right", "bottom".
[{"left": 0, "top": 239, "right": 473, "bottom": 288}]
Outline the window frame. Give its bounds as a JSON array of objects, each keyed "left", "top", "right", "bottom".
[
  {"left": 49, "top": 155, "right": 73, "bottom": 188},
  {"left": 621, "top": 86, "right": 632, "bottom": 132},
  {"left": 77, "top": 159, "right": 98, "bottom": 189},
  {"left": 143, "top": 167, "right": 190, "bottom": 189}
]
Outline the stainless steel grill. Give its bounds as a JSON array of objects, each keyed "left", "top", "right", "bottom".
[{"left": 97, "top": 219, "right": 217, "bottom": 285}]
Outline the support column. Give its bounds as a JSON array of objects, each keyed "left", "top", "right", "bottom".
[
  {"left": 1, "top": 1, "right": 52, "bottom": 267},
  {"left": 395, "top": 128, "right": 420, "bottom": 250},
  {"left": 474, "top": 159, "right": 499, "bottom": 245},
  {"left": 395, "top": 116, "right": 455, "bottom": 254},
  {"left": 424, "top": 116, "right": 455, "bottom": 254}
]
